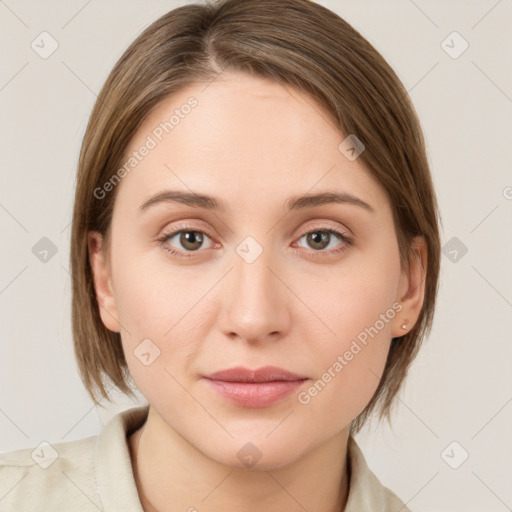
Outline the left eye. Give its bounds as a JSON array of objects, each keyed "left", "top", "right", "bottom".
[{"left": 296, "top": 228, "right": 348, "bottom": 252}]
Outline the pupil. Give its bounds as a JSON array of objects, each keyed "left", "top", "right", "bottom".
[
  {"left": 182, "top": 231, "right": 202, "bottom": 250},
  {"left": 309, "top": 231, "right": 328, "bottom": 249}
]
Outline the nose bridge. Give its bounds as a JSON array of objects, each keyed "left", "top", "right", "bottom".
[
  {"left": 220, "top": 234, "right": 288, "bottom": 340},
  {"left": 233, "top": 234, "right": 279, "bottom": 307}
]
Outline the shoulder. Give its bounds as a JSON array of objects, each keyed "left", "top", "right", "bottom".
[
  {"left": 0, "top": 404, "right": 149, "bottom": 511},
  {"left": 0, "top": 435, "right": 102, "bottom": 511}
]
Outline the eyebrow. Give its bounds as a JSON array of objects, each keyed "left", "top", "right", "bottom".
[{"left": 138, "top": 190, "right": 375, "bottom": 214}]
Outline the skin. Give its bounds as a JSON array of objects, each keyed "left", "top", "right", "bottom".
[{"left": 89, "top": 70, "right": 427, "bottom": 512}]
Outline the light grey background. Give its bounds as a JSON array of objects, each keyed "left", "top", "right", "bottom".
[{"left": 1, "top": 1, "right": 511, "bottom": 511}]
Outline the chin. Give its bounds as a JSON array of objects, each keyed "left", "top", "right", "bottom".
[
  {"left": 215, "top": 447, "right": 301, "bottom": 472},
  {"left": 201, "top": 431, "right": 309, "bottom": 472}
]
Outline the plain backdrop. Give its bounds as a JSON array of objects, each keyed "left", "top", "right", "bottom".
[{"left": 1, "top": 1, "right": 511, "bottom": 511}]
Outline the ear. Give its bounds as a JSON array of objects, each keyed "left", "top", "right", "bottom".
[
  {"left": 88, "top": 231, "right": 121, "bottom": 333},
  {"left": 392, "top": 235, "right": 428, "bottom": 338}
]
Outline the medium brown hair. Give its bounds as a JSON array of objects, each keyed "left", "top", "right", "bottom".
[{"left": 70, "top": 0, "right": 442, "bottom": 435}]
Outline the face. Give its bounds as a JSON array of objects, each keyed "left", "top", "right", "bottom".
[{"left": 90, "top": 70, "right": 423, "bottom": 470}]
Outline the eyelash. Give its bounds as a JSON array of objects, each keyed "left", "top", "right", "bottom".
[{"left": 156, "top": 226, "right": 355, "bottom": 260}]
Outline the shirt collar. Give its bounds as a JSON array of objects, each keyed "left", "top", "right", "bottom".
[
  {"left": 95, "top": 404, "right": 149, "bottom": 512},
  {"left": 344, "top": 436, "right": 390, "bottom": 511}
]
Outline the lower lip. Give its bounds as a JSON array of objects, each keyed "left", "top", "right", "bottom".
[{"left": 204, "top": 378, "right": 308, "bottom": 408}]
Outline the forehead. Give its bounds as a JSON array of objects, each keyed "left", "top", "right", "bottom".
[{"left": 117, "top": 71, "right": 388, "bottom": 214}]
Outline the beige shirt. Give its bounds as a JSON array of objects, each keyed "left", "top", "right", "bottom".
[{"left": 0, "top": 405, "right": 410, "bottom": 511}]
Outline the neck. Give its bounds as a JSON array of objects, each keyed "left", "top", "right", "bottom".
[{"left": 128, "top": 406, "right": 350, "bottom": 512}]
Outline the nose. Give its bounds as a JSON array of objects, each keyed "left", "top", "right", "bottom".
[{"left": 217, "top": 241, "right": 291, "bottom": 345}]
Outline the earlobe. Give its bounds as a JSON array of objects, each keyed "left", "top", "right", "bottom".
[
  {"left": 88, "top": 231, "right": 121, "bottom": 333},
  {"left": 393, "top": 236, "right": 428, "bottom": 338}
]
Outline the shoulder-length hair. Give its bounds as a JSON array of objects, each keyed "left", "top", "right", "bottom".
[{"left": 70, "top": 0, "right": 442, "bottom": 435}]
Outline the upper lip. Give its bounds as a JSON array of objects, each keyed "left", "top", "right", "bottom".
[{"left": 203, "top": 366, "right": 307, "bottom": 383}]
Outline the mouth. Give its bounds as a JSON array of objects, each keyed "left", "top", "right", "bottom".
[
  {"left": 203, "top": 365, "right": 308, "bottom": 383},
  {"left": 202, "top": 366, "right": 309, "bottom": 408}
]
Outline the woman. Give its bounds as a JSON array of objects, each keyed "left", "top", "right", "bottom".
[{"left": 0, "top": 0, "right": 441, "bottom": 510}]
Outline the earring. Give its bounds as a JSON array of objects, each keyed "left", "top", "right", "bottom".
[{"left": 401, "top": 320, "right": 408, "bottom": 330}]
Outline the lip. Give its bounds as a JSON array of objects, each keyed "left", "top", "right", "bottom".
[
  {"left": 203, "top": 365, "right": 307, "bottom": 383},
  {"left": 203, "top": 366, "right": 309, "bottom": 408}
]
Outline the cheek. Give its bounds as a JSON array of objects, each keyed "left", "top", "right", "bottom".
[
  {"left": 295, "top": 257, "right": 398, "bottom": 418},
  {"left": 111, "top": 252, "right": 211, "bottom": 394},
  {"left": 300, "top": 253, "right": 399, "bottom": 348},
  {"left": 298, "top": 295, "right": 393, "bottom": 426},
  {"left": 111, "top": 242, "right": 190, "bottom": 335}
]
